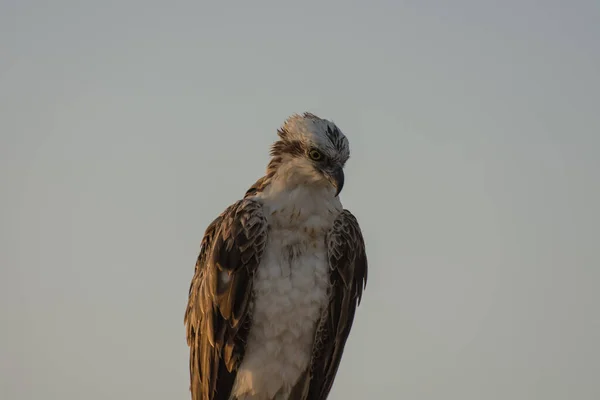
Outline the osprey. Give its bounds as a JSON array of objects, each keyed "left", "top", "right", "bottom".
[{"left": 184, "top": 113, "right": 368, "bottom": 400}]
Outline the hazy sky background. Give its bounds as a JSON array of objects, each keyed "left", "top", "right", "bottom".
[{"left": 2, "top": 1, "right": 599, "bottom": 399}]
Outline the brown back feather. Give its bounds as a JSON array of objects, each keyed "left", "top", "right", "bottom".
[
  {"left": 184, "top": 199, "right": 268, "bottom": 400},
  {"left": 307, "top": 209, "right": 368, "bottom": 399}
]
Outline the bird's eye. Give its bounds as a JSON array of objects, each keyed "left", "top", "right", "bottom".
[{"left": 308, "top": 149, "right": 322, "bottom": 161}]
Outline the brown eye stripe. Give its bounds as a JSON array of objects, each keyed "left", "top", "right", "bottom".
[{"left": 269, "top": 140, "right": 304, "bottom": 158}]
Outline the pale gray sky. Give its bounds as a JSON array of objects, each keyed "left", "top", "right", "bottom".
[{"left": 1, "top": 1, "right": 599, "bottom": 399}]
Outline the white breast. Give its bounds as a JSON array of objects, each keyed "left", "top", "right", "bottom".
[{"left": 231, "top": 185, "right": 342, "bottom": 400}]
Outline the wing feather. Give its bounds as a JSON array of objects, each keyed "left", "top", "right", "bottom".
[
  {"left": 184, "top": 199, "right": 268, "bottom": 400},
  {"left": 308, "top": 209, "right": 368, "bottom": 399}
]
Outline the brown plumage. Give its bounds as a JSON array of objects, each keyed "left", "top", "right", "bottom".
[
  {"left": 184, "top": 113, "right": 368, "bottom": 400},
  {"left": 185, "top": 200, "right": 268, "bottom": 400}
]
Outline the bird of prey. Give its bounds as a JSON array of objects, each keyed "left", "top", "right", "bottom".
[{"left": 184, "top": 113, "right": 368, "bottom": 400}]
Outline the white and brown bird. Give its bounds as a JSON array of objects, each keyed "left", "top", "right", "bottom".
[{"left": 184, "top": 113, "right": 368, "bottom": 400}]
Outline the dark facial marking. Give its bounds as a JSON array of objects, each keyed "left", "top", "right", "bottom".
[{"left": 270, "top": 139, "right": 305, "bottom": 158}]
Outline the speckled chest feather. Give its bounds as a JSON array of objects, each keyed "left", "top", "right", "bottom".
[{"left": 230, "top": 186, "right": 341, "bottom": 400}]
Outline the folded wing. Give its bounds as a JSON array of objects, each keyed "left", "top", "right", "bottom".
[
  {"left": 308, "top": 209, "right": 368, "bottom": 400},
  {"left": 184, "top": 199, "right": 268, "bottom": 400}
]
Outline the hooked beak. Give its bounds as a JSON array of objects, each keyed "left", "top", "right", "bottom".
[{"left": 330, "top": 166, "right": 345, "bottom": 197}]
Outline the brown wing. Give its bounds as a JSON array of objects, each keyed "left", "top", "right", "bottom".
[
  {"left": 184, "top": 199, "right": 268, "bottom": 400},
  {"left": 308, "top": 209, "right": 368, "bottom": 400}
]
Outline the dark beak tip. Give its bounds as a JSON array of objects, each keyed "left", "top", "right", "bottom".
[{"left": 333, "top": 168, "right": 344, "bottom": 197}]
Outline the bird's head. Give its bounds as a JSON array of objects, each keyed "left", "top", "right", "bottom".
[{"left": 269, "top": 113, "right": 350, "bottom": 197}]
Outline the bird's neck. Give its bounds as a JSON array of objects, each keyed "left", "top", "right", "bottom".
[{"left": 249, "top": 163, "right": 342, "bottom": 229}]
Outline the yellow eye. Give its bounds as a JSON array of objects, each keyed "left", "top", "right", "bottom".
[{"left": 309, "top": 149, "right": 322, "bottom": 161}]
